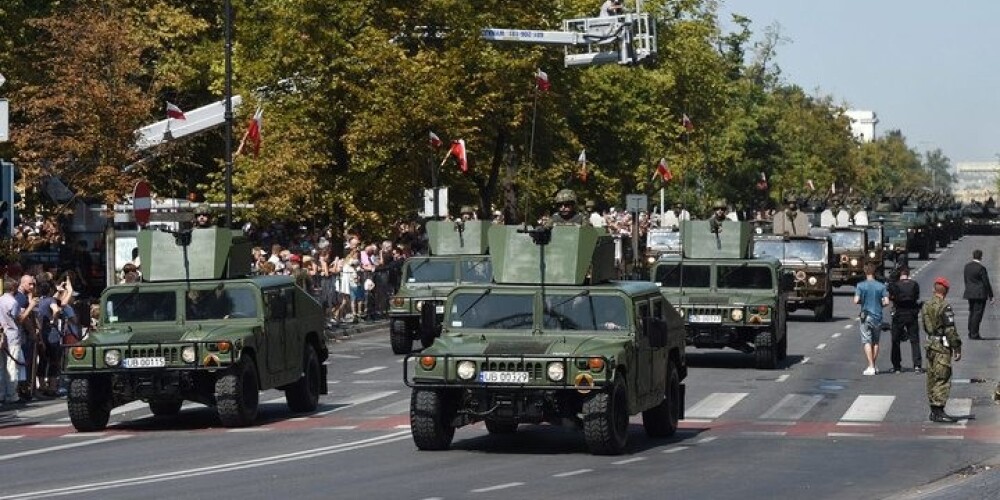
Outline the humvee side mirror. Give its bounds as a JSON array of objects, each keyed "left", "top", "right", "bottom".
[{"left": 645, "top": 317, "right": 668, "bottom": 348}]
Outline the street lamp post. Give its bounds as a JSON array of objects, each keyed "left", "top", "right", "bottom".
[{"left": 223, "top": 0, "right": 234, "bottom": 228}]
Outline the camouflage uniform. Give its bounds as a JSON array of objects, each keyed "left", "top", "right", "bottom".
[
  {"left": 920, "top": 295, "right": 961, "bottom": 409},
  {"left": 550, "top": 212, "right": 588, "bottom": 225}
]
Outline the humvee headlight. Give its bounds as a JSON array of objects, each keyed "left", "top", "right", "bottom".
[
  {"left": 756, "top": 305, "right": 770, "bottom": 316},
  {"left": 887, "top": 243, "right": 895, "bottom": 250},
  {"left": 456, "top": 360, "right": 476, "bottom": 380},
  {"left": 794, "top": 270, "right": 806, "bottom": 282},
  {"left": 647, "top": 256, "right": 655, "bottom": 264},
  {"left": 391, "top": 296, "right": 405, "bottom": 307},
  {"left": 181, "top": 346, "right": 196, "bottom": 364},
  {"left": 217, "top": 341, "right": 232, "bottom": 354},
  {"left": 730, "top": 309, "right": 744, "bottom": 322},
  {"left": 414, "top": 300, "right": 424, "bottom": 311},
  {"left": 868, "top": 251, "right": 877, "bottom": 259},
  {"left": 587, "top": 357, "right": 605, "bottom": 372},
  {"left": 547, "top": 362, "right": 565, "bottom": 382},
  {"left": 807, "top": 276, "right": 818, "bottom": 286},
  {"left": 71, "top": 346, "right": 86, "bottom": 360},
  {"left": 419, "top": 356, "right": 436, "bottom": 370},
  {"left": 850, "top": 258, "right": 859, "bottom": 267},
  {"left": 104, "top": 349, "right": 121, "bottom": 367}
]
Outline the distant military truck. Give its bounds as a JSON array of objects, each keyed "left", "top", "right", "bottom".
[
  {"left": 405, "top": 225, "right": 687, "bottom": 455},
  {"left": 388, "top": 220, "right": 492, "bottom": 354},
  {"left": 753, "top": 234, "right": 834, "bottom": 321},
  {"left": 644, "top": 227, "right": 682, "bottom": 267},
  {"left": 809, "top": 226, "right": 870, "bottom": 287},
  {"left": 652, "top": 220, "right": 788, "bottom": 369},
  {"left": 63, "top": 227, "right": 328, "bottom": 432}
]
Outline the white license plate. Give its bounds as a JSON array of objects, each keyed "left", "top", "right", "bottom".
[
  {"left": 123, "top": 357, "right": 166, "bottom": 368},
  {"left": 479, "top": 371, "right": 529, "bottom": 383},
  {"left": 689, "top": 314, "right": 722, "bottom": 323},
  {"left": 435, "top": 305, "right": 445, "bottom": 314}
]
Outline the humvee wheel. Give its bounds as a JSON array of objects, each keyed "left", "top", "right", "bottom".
[
  {"left": 776, "top": 328, "right": 788, "bottom": 361},
  {"left": 68, "top": 377, "right": 111, "bottom": 432},
  {"left": 583, "top": 375, "right": 629, "bottom": 455},
  {"left": 285, "top": 344, "right": 322, "bottom": 412},
  {"left": 215, "top": 356, "right": 260, "bottom": 427},
  {"left": 410, "top": 389, "right": 456, "bottom": 450},
  {"left": 754, "top": 329, "right": 778, "bottom": 369},
  {"left": 149, "top": 398, "right": 183, "bottom": 416},
  {"left": 485, "top": 419, "right": 518, "bottom": 434},
  {"left": 419, "top": 304, "right": 437, "bottom": 349},
  {"left": 642, "top": 364, "right": 680, "bottom": 438},
  {"left": 390, "top": 319, "right": 413, "bottom": 354}
]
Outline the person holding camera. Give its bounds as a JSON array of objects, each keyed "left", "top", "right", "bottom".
[{"left": 854, "top": 261, "right": 889, "bottom": 376}]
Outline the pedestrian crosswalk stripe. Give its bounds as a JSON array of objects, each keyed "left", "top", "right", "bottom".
[
  {"left": 944, "top": 398, "right": 973, "bottom": 426},
  {"left": 838, "top": 395, "right": 894, "bottom": 423},
  {"left": 110, "top": 401, "right": 147, "bottom": 417},
  {"left": 315, "top": 390, "right": 399, "bottom": 416},
  {"left": 685, "top": 392, "right": 748, "bottom": 420},
  {"left": 16, "top": 403, "right": 68, "bottom": 419},
  {"left": 760, "top": 394, "right": 823, "bottom": 421},
  {"left": 354, "top": 366, "right": 388, "bottom": 375}
]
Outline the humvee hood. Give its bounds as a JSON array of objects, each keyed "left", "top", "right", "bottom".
[
  {"left": 433, "top": 334, "right": 627, "bottom": 357},
  {"left": 89, "top": 323, "right": 251, "bottom": 344},
  {"left": 670, "top": 292, "right": 770, "bottom": 305}
]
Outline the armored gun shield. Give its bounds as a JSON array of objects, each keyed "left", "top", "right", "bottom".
[
  {"left": 138, "top": 227, "right": 251, "bottom": 281},
  {"left": 426, "top": 220, "right": 490, "bottom": 255},
  {"left": 489, "top": 225, "right": 615, "bottom": 285}
]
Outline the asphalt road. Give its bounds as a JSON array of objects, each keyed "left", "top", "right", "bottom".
[{"left": 1, "top": 236, "right": 998, "bottom": 500}]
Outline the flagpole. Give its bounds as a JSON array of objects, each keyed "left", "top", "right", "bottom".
[
  {"left": 525, "top": 86, "right": 539, "bottom": 223},
  {"left": 223, "top": 0, "right": 234, "bottom": 228}
]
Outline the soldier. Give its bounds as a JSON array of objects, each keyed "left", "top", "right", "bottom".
[
  {"left": 193, "top": 203, "right": 214, "bottom": 228},
  {"left": 887, "top": 266, "right": 923, "bottom": 373},
  {"left": 459, "top": 205, "right": 476, "bottom": 221},
  {"left": 550, "top": 189, "right": 588, "bottom": 225},
  {"left": 920, "top": 276, "right": 962, "bottom": 423}
]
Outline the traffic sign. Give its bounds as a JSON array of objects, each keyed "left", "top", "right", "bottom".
[
  {"left": 626, "top": 194, "right": 648, "bottom": 213},
  {"left": 132, "top": 180, "right": 152, "bottom": 227}
]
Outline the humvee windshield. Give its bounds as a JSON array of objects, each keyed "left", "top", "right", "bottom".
[
  {"left": 866, "top": 228, "right": 882, "bottom": 245},
  {"left": 829, "top": 231, "right": 864, "bottom": 251},
  {"left": 717, "top": 265, "right": 774, "bottom": 290},
  {"left": 654, "top": 264, "right": 711, "bottom": 288},
  {"left": 185, "top": 286, "right": 259, "bottom": 321},
  {"left": 405, "top": 258, "right": 456, "bottom": 283},
  {"left": 105, "top": 290, "right": 177, "bottom": 323},
  {"left": 647, "top": 231, "right": 681, "bottom": 251},
  {"left": 459, "top": 258, "right": 493, "bottom": 283},
  {"left": 450, "top": 292, "right": 533, "bottom": 329},
  {"left": 754, "top": 240, "right": 825, "bottom": 263},
  {"left": 885, "top": 227, "right": 907, "bottom": 240},
  {"left": 543, "top": 294, "right": 629, "bottom": 331}
]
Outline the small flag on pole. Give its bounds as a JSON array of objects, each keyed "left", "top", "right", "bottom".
[
  {"left": 681, "top": 113, "right": 694, "bottom": 132},
  {"left": 236, "top": 107, "right": 263, "bottom": 157},
  {"left": 652, "top": 157, "right": 673, "bottom": 182},
  {"left": 756, "top": 172, "right": 768, "bottom": 191},
  {"left": 165, "top": 101, "right": 186, "bottom": 120},
  {"left": 535, "top": 68, "right": 551, "bottom": 92},
  {"left": 578, "top": 150, "right": 587, "bottom": 182},
  {"left": 429, "top": 131, "right": 443, "bottom": 148},
  {"left": 444, "top": 139, "right": 467, "bottom": 172},
  {"left": 807, "top": 179, "right": 815, "bottom": 191}
]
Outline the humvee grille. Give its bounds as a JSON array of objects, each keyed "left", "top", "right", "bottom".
[
  {"left": 687, "top": 306, "right": 721, "bottom": 316},
  {"left": 481, "top": 361, "right": 543, "bottom": 380},
  {"left": 483, "top": 341, "right": 552, "bottom": 355},
  {"left": 125, "top": 346, "right": 180, "bottom": 364}
]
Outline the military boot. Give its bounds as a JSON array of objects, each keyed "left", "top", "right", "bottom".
[{"left": 929, "top": 406, "right": 959, "bottom": 423}]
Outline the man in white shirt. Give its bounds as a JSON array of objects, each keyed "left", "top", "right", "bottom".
[{"left": 1, "top": 277, "right": 26, "bottom": 404}]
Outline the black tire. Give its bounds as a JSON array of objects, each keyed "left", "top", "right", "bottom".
[
  {"left": 215, "top": 356, "right": 260, "bottom": 427},
  {"left": 285, "top": 344, "right": 322, "bottom": 413},
  {"left": 776, "top": 325, "right": 788, "bottom": 361},
  {"left": 485, "top": 420, "right": 518, "bottom": 434},
  {"left": 754, "top": 329, "right": 778, "bottom": 370},
  {"left": 583, "top": 375, "right": 629, "bottom": 455},
  {"left": 149, "top": 398, "right": 183, "bottom": 416},
  {"left": 642, "top": 363, "right": 680, "bottom": 438},
  {"left": 410, "top": 389, "right": 456, "bottom": 450},
  {"left": 390, "top": 319, "right": 414, "bottom": 354},
  {"left": 68, "top": 377, "right": 111, "bottom": 432},
  {"left": 419, "top": 303, "right": 438, "bottom": 349}
]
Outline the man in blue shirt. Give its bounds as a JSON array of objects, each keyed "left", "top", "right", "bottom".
[{"left": 854, "top": 262, "right": 889, "bottom": 375}]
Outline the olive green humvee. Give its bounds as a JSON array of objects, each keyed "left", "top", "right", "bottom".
[
  {"left": 652, "top": 220, "right": 788, "bottom": 369},
  {"left": 64, "top": 227, "right": 328, "bottom": 431},
  {"left": 388, "top": 220, "right": 492, "bottom": 354},
  {"left": 405, "top": 225, "right": 687, "bottom": 455},
  {"left": 810, "top": 226, "right": 871, "bottom": 287},
  {"left": 753, "top": 234, "right": 835, "bottom": 321}
]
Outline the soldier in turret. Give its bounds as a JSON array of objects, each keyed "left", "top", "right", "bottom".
[
  {"left": 921, "top": 277, "right": 962, "bottom": 423},
  {"left": 193, "top": 204, "right": 214, "bottom": 228},
  {"left": 550, "top": 189, "right": 589, "bottom": 226}
]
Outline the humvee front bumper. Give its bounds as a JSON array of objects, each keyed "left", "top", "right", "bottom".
[
  {"left": 404, "top": 353, "right": 615, "bottom": 390},
  {"left": 63, "top": 341, "right": 241, "bottom": 374}
]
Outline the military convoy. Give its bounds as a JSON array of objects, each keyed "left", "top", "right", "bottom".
[
  {"left": 652, "top": 220, "right": 788, "bottom": 369},
  {"left": 388, "top": 219, "right": 493, "bottom": 354},
  {"left": 405, "top": 224, "right": 687, "bottom": 455},
  {"left": 63, "top": 227, "right": 328, "bottom": 431}
]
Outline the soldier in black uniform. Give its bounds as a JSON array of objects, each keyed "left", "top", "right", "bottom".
[{"left": 887, "top": 266, "right": 922, "bottom": 373}]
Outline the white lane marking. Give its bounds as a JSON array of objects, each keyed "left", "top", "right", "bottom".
[
  {"left": 109, "top": 401, "right": 147, "bottom": 417},
  {"left": 775, "top": 374, "right": 790, "bottom": 383},
  {"left": 798, "top": 357, "right": 811, "bottom": 365},
  {"left": 264, "top": 397, "right": 287, "bottom": 405},
  {"left": 662, "top": 446, "right": 690, "bottom": 454},
  {"left": 816, "top": 343, "right": 827, "bottom": 350},
  {"left": 366, "top": 399, "right": 412, "bottom": 415},
  {"left": 922, "top": 435, "right": 964, "bottom": 440},
  {"left": 328, "top": 354, "right": 361, "bottom": 359},
  {"left": 470, "top": 482, "right": 524, "bottom": 493},
  {"left": 827, "top": 432, "right": 873, "bottom": 438},
  {"left": 553, "top": 469, "right": 592, "bottom": 477},
  {"left": 685, "top": 393, "right": 748, "bottom": 420},
  {"left": 394, "top": 425, "right": 411, "bottom": 430},
  {"left": 831, "top": 332, "right": 842, "bottom": 338},
  {"left": 0, "top": 431, "right": 411, "bottom": 500},
  {"left": 322, "top": 426, "right": 359, "bottom": 430},
  {"left": 15, "top": 403, "right": 68, "bottom": 419},
  {"left": 0, "top": 436, "right": 24, "bottom": 440},
  {"left": 352, "top": 380, "right": 398, "bottom": 385},
  {"left": 696, "top": 437, "right": 717, "bottom": 444},
  {"left": 742, "top": 431, "right": 787, "bottom": 437},
  {"left": 945, "top": 398, "right": 973, "bottom": 426},
  {"left": 315, "top": 391, "right": 399, "bottom": 416},
  {"left": 952, "top": 378, "right": 971, "bottom": 384},
  {"left": 760, "top": 394, "right": 823, "bottom": 421},
  {"left": 0, "top": 436, "right": 130, "bottom": 463},
  {"left": 843, "top": 324, "right": 853, "bottom": 330},
  {"left": 838, "top": 395, "right": 895, "bottom": 423},
  {"left": 326, "top": 380, "right": 342, "bottom": 384},
  {"left": 226, "top": 428, "right": 272, "bottom": 433},
  {"left": 612, "top": 457, "right": 646, "bottom": 465},
  {"left": 354, "top": 366, "right": 387, "bottom": 375},
  {"left": 60, "top": 432, "right": 106, "bottom": 438},
  {"left": 32, "top": 423, "right": 71, "bottom": 428}
]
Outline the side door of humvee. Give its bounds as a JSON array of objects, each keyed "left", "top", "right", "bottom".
[{"left": 264, "top": 288, "right": 290, "bottom": 374}]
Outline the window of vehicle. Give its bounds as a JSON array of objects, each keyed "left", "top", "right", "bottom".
[
  {"left": 459, "top": 258, "right": 493, "bottom": 283},
  {"left": 542, "top": 294, "right": 629, "bottom": 331},
  {"left": 829, "top": 231, "right": 864, "bottom": 251},
  {"left": 718, "top": 265, "right": 774, "bottom": 290},
  {"left": 405, "top": 258, "right": 456, "bottom": 283},
  {"left": 647, "top": 231, "right": 681, "bottom": 251},
  {"left": 783, "top": 240, "right": 826, "bottom": 262},
  {"left": 105, "top": 290, "right": 176, "bottom": 323},
  {"left": 450, "top": 292, "right": 533, "bottom": 329},
  {"left": 185, "top": 286, "right": 260, "bottom": 321},
  {"left": 654, "top": 264, "right": 711, "bottom": 288}
]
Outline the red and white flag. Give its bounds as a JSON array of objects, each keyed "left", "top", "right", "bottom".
[
  {"left": 429, "top": 131, "right": 443, "bottom": 148},
  {"left": 447, "top": 139, "right": 467, "bottom": 172},
  {"left": 535, "top": 68, "right": 551, "bottom": 92},
  {"left": 165, "top": 101, "right": 186, "bottom": 120},
  {"left": 681, "top": 113, "right": 694, "bottom": 132},
  {"left": 652, "top": 157, "right": 673, "bottom": 182},
  {"left": 237, "top": 107, "right": 263, "bottom": 157},
  {"left": 807, "top": 179, "right": 816, "bottom": 191},
  {"left": 756, "top": 171, "right": 768, "bottom": 191},
  {"left": 577, "top": 150, "right": 587, "bottom": 182}
]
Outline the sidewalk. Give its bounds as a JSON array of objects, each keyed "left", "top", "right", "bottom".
[{"left": 324, "top": 317, "right": 388, "bottom": 342}]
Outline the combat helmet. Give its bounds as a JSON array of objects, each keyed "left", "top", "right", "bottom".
[
  {"left": 555, "top": 189, "right": 577, "bottom": 205},
  {"left": 712, "top": 198, "right": 728, "bottom": 210},
  {"left": 194, "top": 203, "right": 213, "bottom": 216},
  {"left": 460, "top": 205, "right": 475, "bottom": 215}
]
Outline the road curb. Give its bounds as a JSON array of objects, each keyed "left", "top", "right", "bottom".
[{"left": 324, "top": 319, "right": 388, "bottom": 342}]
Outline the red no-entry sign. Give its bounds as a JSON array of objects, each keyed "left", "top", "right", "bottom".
[{"left": 133, "top": 180, "right": 152, "bottom": 227}]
